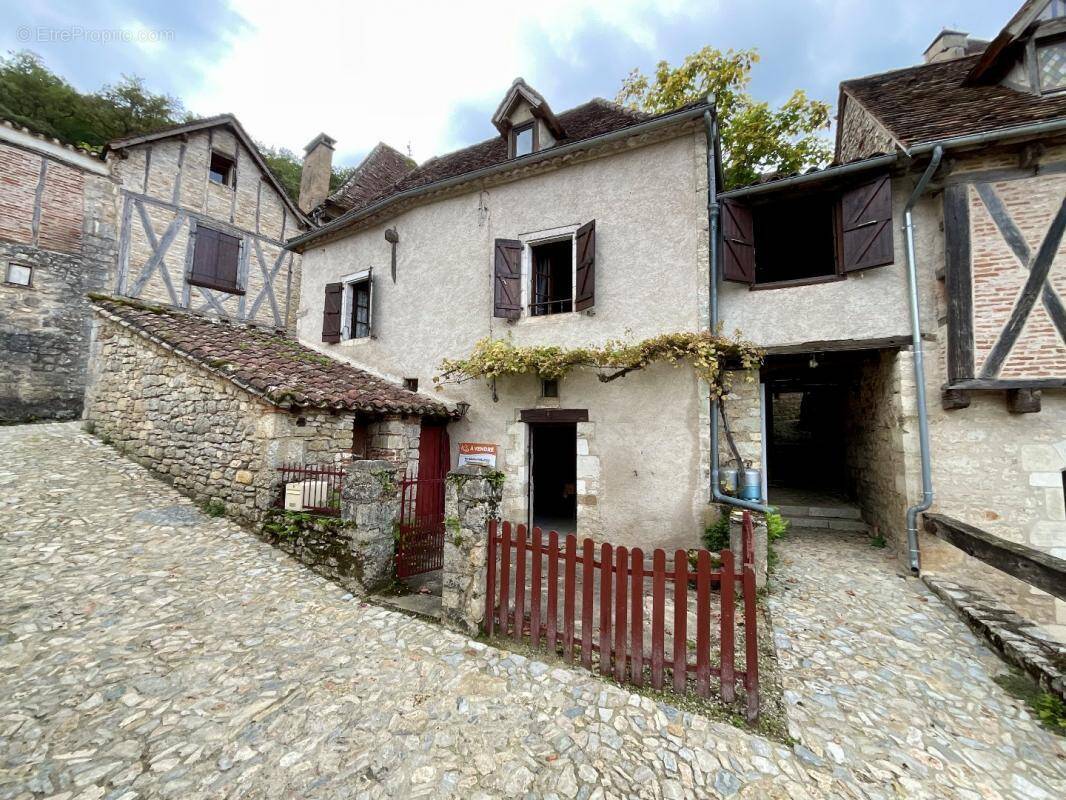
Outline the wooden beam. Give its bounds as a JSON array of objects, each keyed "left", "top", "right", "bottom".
[
  {"left": 941, "top": 387, "right": 971, "bottom": 410},
  {"left": 761, "top": 335, "right": 912, "bottom": 356},
  {"left": 923, "top": 513, "right": 1066, "bottom": 602},
  {"left": 943, "top": 183, "right": 974, "bottom": 382},
  {"left": 520, "top": 408, "right": 589, "bottom": 424},
  {"left": 1006, "top": 388, "right": 1041, "bottom": 414},
  {"left": 947, "top": 377, "right": 1066, "bottom": 391}
]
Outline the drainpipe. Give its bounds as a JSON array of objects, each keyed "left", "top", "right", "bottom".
[
  {"left": 902, "top": 145, "right": 943, "bottom": 573},
  {"left": 705, "top": 98, "right": 771, "bottom": 514}
]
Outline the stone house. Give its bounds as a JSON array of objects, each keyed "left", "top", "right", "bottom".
[
  {"left": 84, "top": 294, "right": 451, "bottom": 524},
  {"left": 289, "top": 80, "right": 716, "bottom": 551},
  {"left": 715, "top": 0, "right": 1066, "bottom": 638},
  {"left": 0, "top": 114, "right": 311, "bottom": 423}
]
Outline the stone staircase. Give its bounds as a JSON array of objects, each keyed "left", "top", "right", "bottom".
[{"left": 775, "top": 499, "right": 870, "bottom": 534}]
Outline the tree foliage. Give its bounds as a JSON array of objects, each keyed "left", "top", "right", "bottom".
[
  {"left": 436, "top": 332, "right": 763, "bottom": 396},
  {"left": 616, "top": 47, "right": 832, "bottom": 188}
]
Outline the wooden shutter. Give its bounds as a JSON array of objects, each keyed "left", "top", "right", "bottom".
[
  {"left": 575, "top": 219, "right": 596, "bottom": 311},
  {"left": 840, "top": 174, "right": 894, "bottom": 272},
  {"left": 216, "top": 231, "right": 241, "bottom": 291},
  {"left": 493, "top": 238, "right": 522, "bottom": 318},
  {"left": 188, "top": 226, "right": 242, "bottom": 293},
  {"left": 322, "top": 282, "right": 343, "bottom": 342},
  {"left": 366, "top": 268, "right": 375, "bottom": 337},
  {"left": 721, "top": 199, "right": 755, "bottom": 283},
  {"left": 189, "top": 226, "right": 220, "bottom": 285}
]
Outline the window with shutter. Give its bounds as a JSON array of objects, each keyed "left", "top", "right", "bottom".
[
  {"left": 721, "top": 200, "right": 755, "bottom": 283},
  {"left": 493, "top": 238, "right": 522, "bottom": 318},
  {"left": 322, "top": 282, "right": 343, "bottom": 342},
  {"left": 840, "top": 175, "right": 894, "bottom": 272},
  {"left": 337, "top": 269, "right": 374, "bottom": 340},
  {"left": 189, "top": 226, "right": 243, "bottom": 294}
]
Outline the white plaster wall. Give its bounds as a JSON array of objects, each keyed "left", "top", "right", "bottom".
[
  {"left": 718, "top": 175, "right": 940, "bottom": 349},
  {"left": 297, "top": 132, "right": 709, "bottom": 548}
]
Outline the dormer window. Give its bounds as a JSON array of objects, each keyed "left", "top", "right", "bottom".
[
  {"left": 512, "top": 122, "right": 535, "bottom": 157},
  {"left": 1037, "top": 35, "right": 1066, "bottom": 92}
]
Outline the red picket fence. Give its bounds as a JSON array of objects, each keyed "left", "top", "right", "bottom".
[
  {"left": 275, "top": 461, "right": 347, "bottom": 516},
  {"left": 484, "top": 520, "right": 760, "bottom": 720}
]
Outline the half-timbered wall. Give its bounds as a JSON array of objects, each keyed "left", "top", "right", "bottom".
[
  {"left": 110, "top": 127, "right": 301, "bottom": 330},
  {"left": 0, "top": 129, "right": 117, "bottom": 422}
]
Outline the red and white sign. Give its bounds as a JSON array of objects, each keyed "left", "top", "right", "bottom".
[{"left": 458, "top": 442, "right": 498, "bottom": 468}]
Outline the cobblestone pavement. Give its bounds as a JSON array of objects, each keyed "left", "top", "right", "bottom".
[
  {"left": 1, "top": 423, "right": 1064, "bottom": 799},
  {"left": 770, "top": 530, "right": 1066, "bottom": 800}
]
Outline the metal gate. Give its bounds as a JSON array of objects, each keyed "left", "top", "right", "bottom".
[
  {"left": 396, "top": 473, "right": 446, "bottom": 577},
  {"left": 395, "top": 422, "right": 450, "bottom": 578}
]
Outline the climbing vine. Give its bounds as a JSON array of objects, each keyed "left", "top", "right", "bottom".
[{"left": 435, "top": 331, "right": 762, "bottom": 396}]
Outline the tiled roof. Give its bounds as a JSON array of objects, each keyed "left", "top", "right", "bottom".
[
  {"left": 322, "top": 142, "right": 416, "bottom": 214},
  {"left": 344, "top": 99, "right": 650, "bottom": 215},
  {"left": 841, "top": 54, "right": 1066, "bottom": 147},
  {"left": 89, "top": 295, "right": 450, "bottom": 417}
]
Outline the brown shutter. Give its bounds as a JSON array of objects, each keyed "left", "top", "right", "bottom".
[
  {"left": 721, "top": 199, "right": 755, "bottom": 283},
  {"left": 493, "top": 238, "right": 522, "bottom": 318},
  {"left": 322, "top": 282, "right": 343, "bottom": 342},
  {"left": 840, "top": 174, "right": 894, "bottom": 272},
  {"left": 215, "top": 231, "right": 241, "bottom": 291},
  {"left": 575, "top": 219, "right": 595, "bottom": 311},
  {"left": 190, "top": 226, "right": 220, "bottom": 284}
]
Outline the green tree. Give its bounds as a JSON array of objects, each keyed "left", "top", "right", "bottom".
[
  {"left": 617, "top": 47, "right": 832, "bottom": 188},
  {"left": 88, "top": 75, "right": 187, "bottom": 140},
  {"left": 258, "top": 144, "right": 303, "bottom": 200}
]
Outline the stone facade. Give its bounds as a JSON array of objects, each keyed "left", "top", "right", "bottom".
[
  {"left": 442, "top": 464, "right": 503, "bottom": 634},
  {"left": 83, "top": 312, "right": 355, "bottom": 524},
  {"left": 339, "top": 459, "right": 401, "bottom": 592},
  {"left": 0, "top": 128, "right": 117, "bottom": 422},
  {"left": 835, "top": 96, "right": 897, "bottom": 163}
]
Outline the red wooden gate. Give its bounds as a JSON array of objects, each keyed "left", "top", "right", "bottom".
[
  {"left": 395, "top": 423, "right": 449, "bottom": 578},
  {"left": 484, "top": 519, "right": 760, "bottom": 720}
]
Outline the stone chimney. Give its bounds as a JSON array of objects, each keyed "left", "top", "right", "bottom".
[
  {"left": 924, "top": 29, "right": 971, "bottom": 64},
  {"left": 298, "top": 133, "right": 336, "bottom": 214}
]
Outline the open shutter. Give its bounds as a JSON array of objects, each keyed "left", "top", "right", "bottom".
[
  {"left": 493, "top": 238, "right": 522, "bottom": 318},
  {"left": 721, "top": 199, "right": 755, "bottom": 283},
  {"left": 366, "top": 267, "right": 375, "bottom": 337},
  {"left": 322, "top": 282, "right": 343, "bottom": 343},
  {"left": 575, "top": 219, "right": 595, "bottom": 311},
  {"left": 840, "top": 174, "right": 894, "bottom": 272}
]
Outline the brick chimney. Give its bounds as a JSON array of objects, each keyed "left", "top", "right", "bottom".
[
  {"left": 924, "top": 29, "right": 971, "bottom": 63},
  {"left": 298, "top": 133, "right": 336, "bottom": 214}
]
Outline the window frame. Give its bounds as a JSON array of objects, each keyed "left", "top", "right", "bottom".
[
  {"left": 519, "top": 225, "right": 579, "bottom": 318},
  {"left": 187, "top": 224, "right": 244, "bottom": 295},
  {"left": 208, "top": 150, "right": 236, "bottom": 188},
  {"left": 510, "top": 121, "right": 537, "bottom": 158},
  {"left": 3, "top": 262, "right": 33, "bottom": 288},
  {"left": 339, "top": 268, "right": 374, "bottom": 340}
]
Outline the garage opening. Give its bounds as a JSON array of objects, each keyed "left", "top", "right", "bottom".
[{"left": 529, "top": 422, "right": 577, "bottom": 532}]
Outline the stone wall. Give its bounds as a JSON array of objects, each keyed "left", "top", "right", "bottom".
[
  {"left": 442, "top": 465, "right": 503, "bottom": 634},
  {"left": 0, "top": 138, "right": 117, "bottom": 423},
  {"left": 84, "top": 312, "right": 354, "bottom": 524},
  {"left": 718, "top": 369, "right": 762, "bottom": 474},
  {"left": 836, "top": 97, "right": 896, "bottom": 162}
]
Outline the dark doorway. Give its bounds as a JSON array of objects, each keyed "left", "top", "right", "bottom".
[{"left": 529, "top": 422, "right": 577, "bottom": 532}]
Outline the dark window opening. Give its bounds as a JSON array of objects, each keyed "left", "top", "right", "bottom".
[
  {"left": 352, "top": 420, "right": 369, "bottom": 458},
  {"left": 209, "top": 151, "right": 235, "bottom": 186},
  {"left": 530, "top": 239, "right": 572, "bottom": 315},
  {"left": 188, "top": 226, "right": 242, "bottom": 294},
  {"left": 349, "top": 279, "right": 371, "bottom": 338},
  {"left": 512, "top": 122, "right": 534, "bottom": 157},
  {"left": 404, "top": 378, "right": 419, "bottom": 392},
  {"left": 542, "top": 378, "right": 559, "bottom": 398},
  {"left": 752, "top": 195, "right": 838, "bottom": 285},
  {"left": 529, "top": 422, "right": 577, "bottom": 532}
]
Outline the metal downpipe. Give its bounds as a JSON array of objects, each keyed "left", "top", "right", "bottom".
[
  {"left": 903, "top": 145, "right": 944, "bottom": 573},
  {"left": 705, "top": 101, "right": 770, "bottom": 515}
]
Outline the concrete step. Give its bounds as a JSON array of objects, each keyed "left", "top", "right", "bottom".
[
  {"left": 785, "top": 515, "right": 870, "bottom": 533},
  {"left": 776, "top": 503, "right": 862, "bottom": 520}
]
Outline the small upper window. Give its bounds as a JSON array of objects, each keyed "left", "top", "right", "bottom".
[
  {"left": 4, "top": 263, "right": 32, "bottom": 287},
  {"left": 512, "top": 123, "right": 534, "bottom": 157},
  {"left": 404, "top": 378, "right": 419, "bottom": 392},
  {"left": 1038, "top": 36, "right": 1066, "bottom": 93},
  {"left": 209, "top": 151, "right": 235, "bottom": 186},
  {"left": 1039, "top": 0, "right": 1066, "bottom": 21}
]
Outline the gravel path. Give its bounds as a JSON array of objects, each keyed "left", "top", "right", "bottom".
[{"left": 1, "top": 422, "right": 1063, "bottom": 799}]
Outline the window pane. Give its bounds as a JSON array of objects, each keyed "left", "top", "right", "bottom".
[
  {"left": 352, "top": 282, "right": 371, "bottom": 338},
  {"left": 5, "top": 263, "right": 32, "bottom": 286},
  {"left": 513, "top": 126, "right": 533, "bottom": 157},
  {"left": 1039, "top": 39, "right": 1066, "bottom": 92}
]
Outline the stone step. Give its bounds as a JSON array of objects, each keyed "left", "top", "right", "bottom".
[
  {"left": 784, "top": 515, "right": 870, "bottom": 533},
  {"left": 775, "top": 503, "right": 862, "bottom": 520}
]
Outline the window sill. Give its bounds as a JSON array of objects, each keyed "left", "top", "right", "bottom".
[
  {"left": 339, "top": 335, "right": 373, "bottom": 346},
  {"left": 749, "top": 274, "right": 845, "bottom": 291},
  {"left": 187, "top": 278, "right": 245, "bottom": 295}
]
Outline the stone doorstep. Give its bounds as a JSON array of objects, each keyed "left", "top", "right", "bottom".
[
  {"left": 785, "top": 516, "right": 871, "bottom": 533},
  {"left": 923, "top": 576, "right": 1066, "bottom": 701},
  {"left": 775, "top": 503, "right": 862, "bottom": 520}
]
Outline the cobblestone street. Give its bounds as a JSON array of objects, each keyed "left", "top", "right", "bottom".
[{"left": 2, "top": 423, "right": 1065, "bottom": 799}]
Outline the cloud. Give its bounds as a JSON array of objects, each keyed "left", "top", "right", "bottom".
[{"left": 6, "top": 0, "right": 1017, "bottom": 166}]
